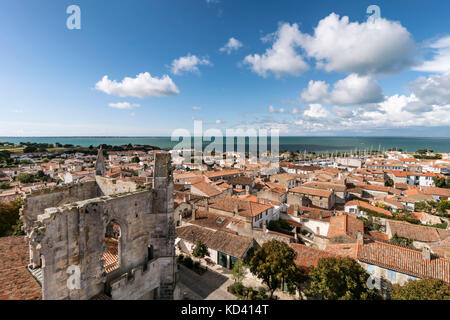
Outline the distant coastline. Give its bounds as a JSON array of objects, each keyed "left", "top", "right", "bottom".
[{"left": 2, "top": 136, "right": 450, "bottom": 154}]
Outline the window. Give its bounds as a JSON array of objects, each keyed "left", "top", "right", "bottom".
[
  {"left": 366, "top": 264, "right": 375, "bottom": 275},
  {"left": 387, "top": 269, "right": 396, "bottom": 281},
  {"left": 102, "top": 221, "right": 121, "bottom": 274}
]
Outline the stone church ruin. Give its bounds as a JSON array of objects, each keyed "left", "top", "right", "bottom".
[{"left": 20, "top": 149, "right": 178, "bottom": 300}]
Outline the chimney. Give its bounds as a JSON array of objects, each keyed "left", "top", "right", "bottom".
[
  {"left": 319, "top": 211, "right": 323, "bottom": 219},
  {"left": 294, "top": 204, "right": 299, "bottom": 217},
  {"left": 191, "top": 204, "right": 197, "bottom": 221},
  {"left": 422, "top": 246, "right": 431, "bottom": 261},
  {"left": 263, "top": 223, "right": 267, "bottom": 232},
  {"left": 205, "top": 199, "right": 209, "bottom": 212},
  {"left": 233, "top": 203, "right": 239, "bottom": 216},
  {"left": 357, "top": 231, "right": 364, "bottom": 245},
  {"left": 183, "top": 195, "right": 187, "bottom": 203}
]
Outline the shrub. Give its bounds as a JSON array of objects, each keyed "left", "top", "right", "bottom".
[
  {"left": 194, "top": 261, "right": 201, "bottom": 269},
  {"left": 183, "top": 256, "right": 193, "bottom": 269},
  {"left": 228, "top": 282, "right": 245, "bottom": 296},
  {"left": 177, "top": 254, "right": 185, "bottom": 264}
]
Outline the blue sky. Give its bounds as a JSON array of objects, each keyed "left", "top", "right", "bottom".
[{"left": 1, "top": 0, "right": 450, "bottom": 136}]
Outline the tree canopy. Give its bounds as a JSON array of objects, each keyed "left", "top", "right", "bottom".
[
  {"left": 249, "top": 240, "right": 298, "bottom": 299},
  {"left": 231, "top": 259, "right": 246, "bottom": 284},
  {"left": 0, "top": 199, "right": 24, "bottom": 237},
  {"left": 192, "top": 240, "right": 208, "bottom": 259},
  {"left": 305, "top": 257, "right": 381, "bottom": 300},
  {"left": 391, "top": 278, "right": 450, "bottom": 300}
]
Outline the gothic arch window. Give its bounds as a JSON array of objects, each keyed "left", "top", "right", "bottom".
[{"left": 101, "top": 221, "right": 121, "bottom": 274}]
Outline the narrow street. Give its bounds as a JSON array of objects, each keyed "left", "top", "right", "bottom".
[{"left": 178, "top": 264, "right": 237, "bottom": 300}]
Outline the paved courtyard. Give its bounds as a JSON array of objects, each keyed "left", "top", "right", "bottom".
[
  {"left": 177, "top": 261, "right": 297, "bottom": 300},
  {"left": 178, "top": 264, "right": 237, "bottom": 300}
]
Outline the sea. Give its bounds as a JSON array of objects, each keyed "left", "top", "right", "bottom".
[{"left": 1, "top": 136, "right": 450, "bottom": 154}]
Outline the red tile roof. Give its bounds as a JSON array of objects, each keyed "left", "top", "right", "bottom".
[
  {"left": 358, "top": 240, "right": 450, "bottom": 283},
  {"left": 0, "top": 237, "right": 41, "bottom": 300},
  {"left": 327, "top": 213, "right": 364, "bottom": 239},
  {"left": 289, "top": 243, "right": 338, "bottom": 272},
  {"left": 290, "top": 186, "right": 333, "bottom": 198}
]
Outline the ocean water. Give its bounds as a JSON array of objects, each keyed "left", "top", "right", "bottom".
[{"left": 1, "top": 136, "right": 450, "bottom": 154}]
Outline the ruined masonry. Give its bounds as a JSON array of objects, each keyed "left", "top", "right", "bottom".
[{"left": 20, "top": 149, "right": 179, "bottom": 300}]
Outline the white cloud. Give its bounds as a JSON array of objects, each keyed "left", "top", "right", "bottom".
[
  {"left": 192, "top": 106, "right": 202, "bottom": 110},
  {"left": 303, "top": 104, "right": 329, "bottom": 118},
  {"left": 244, "top": 23, "right": 309, "bottom": 78},
  {"left": 215, "top": 119, "right": 224, "bottom": 124},
  {"left": 95, "top": 72, "right": 179, "bottom": 98},
  {"left": 301, "top": 74, "right": 384, "bottom": 105},
  {"left": 414, "top": 36, "right": 450, "bottom": 73},
  {"left": 220, "top": 37, "right": 243, "bottom": 54},
  {"left": 299, "top": 13, "right": 416, "bottom": 75},
  {"left": 301, "top": 80, "right": 330, "bottom": 103},
  {"left": 269, "top": 105, "right": 298, "bottom": 114},
  {"left": 108, "top": 102, "right": 140, "bottom": 110},
  {"left": 404, "top": 72, "right": 450, "bottom": 112},
  {"left": 171, "top": 54, "right": 212, "bottom": 75}
]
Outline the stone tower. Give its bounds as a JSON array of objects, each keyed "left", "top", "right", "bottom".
[{"left": 95, "top": 147, "right": 106, "bottom": 176}]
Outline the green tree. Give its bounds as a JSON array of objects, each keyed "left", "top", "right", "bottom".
[
  {"left": 249, "top": 240, "right": 298, "bottom": 299},
  {"left": 286, "top": 266, "right": 309, "bottom": 299},
  {"left": 305, "top": 257, "right": 381, "bottom": 300},
  {"left": 131, "top": 156, "right": 140, "bottom": 163},
  {"left": 192, "top": 240, "right": 208, "bottom": 260},
  {"left": 433, "top": 177, "right": 447, "bottom": 188},
  {"left": 0, "top": 182, "right": 10, "bottom": 190},
  {"left": 385, "top": 178, "right": 394, "bottom": 187},
  {"left": 17, "top": 172, "right": 35, "bottom": 184},
  {"left": 23, "top": 146, "right": 37, "bottom": 153},
  {"left": 231, "top": 259, "right": 246, "bottom": 284},
  {"left": 390, "top": 233, "right": 414, "bottom": 248},
  {"left": 0, "top": 199, "right": 23, "bottom": 237},
  {"left": 391, "top": 278, "right": 450, "bottom": 300}
]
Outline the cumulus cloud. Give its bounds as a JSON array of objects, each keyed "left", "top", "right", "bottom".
[
  {"left": 301, "top": 74, "right": 384, "bottom": 106},
  {"left": 95, "top": 72, "right": 179, "bottom": 98},
  {"left": 215, "top": 119, "right": 224, "bottom": 124},
  {"left": 220, "top": 37, "right": 243, "bottom": 54},
  {"left": 303, "top": 104, "right": 329, "bottom": 118},
  {"left": 171, "top": 54, "right": 212, "bottom": 75},
  {"left": 414, "top": 36, "right": 450, "bottom": 73},
  {"left": 192, "top": 106, "right": 202, "bottom": 110},
  {"left": 108, "top": 102, "right": 140, "bottom": 110},
  {"left": 244, "top": 23, "right": 309, "bottom": 78},
  {"left": 299, "top": 13, "right": 416, "bottom": 75},
  {"left": 403, "top": 72, "right": 450, "bottom": 113},
  {"left": 332, "top": 106, "right": 354, "bottom": 118}
]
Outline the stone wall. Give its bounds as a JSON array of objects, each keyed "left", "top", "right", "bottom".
[
  {"left": 95, "top": 176, "right": 137, "bottom": 196},
  {"left": 20, "top": 181, "right": 100, "bottom": 235},
  {"left": 22, "top": 151, "right": 177, "bottom": 300}
]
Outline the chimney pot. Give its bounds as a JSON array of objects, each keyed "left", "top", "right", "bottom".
[
  {"left": 422, "top": 247, "right": 431, "bottom": 261},
  {"left": 357, "top": 231, "right": 364, "bottom": 245}
]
